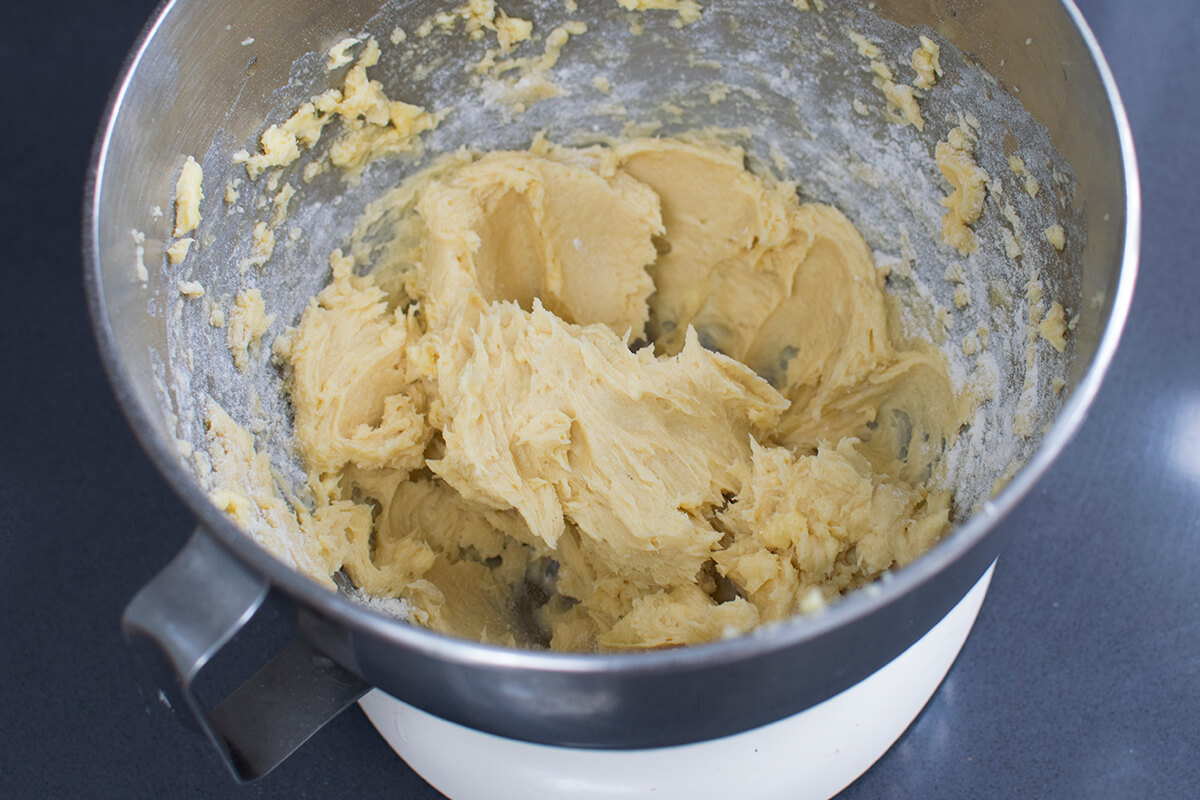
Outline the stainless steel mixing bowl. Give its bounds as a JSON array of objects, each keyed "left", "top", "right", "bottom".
[{"left": 84, "top": 0, "right": 1138, "bottom": 782}]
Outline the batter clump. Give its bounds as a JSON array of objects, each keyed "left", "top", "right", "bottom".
[{"left": 276, "top": 137, "right": 963, "bottom": 651}]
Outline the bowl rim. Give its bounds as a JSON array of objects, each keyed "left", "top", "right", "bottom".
[{"left": 82, "top": 0, "right": 1140, "bottom": 675}]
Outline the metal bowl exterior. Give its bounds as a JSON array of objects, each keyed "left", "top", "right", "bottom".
[{"left": 84, "top": 0, "right": 1138, "bottom": 749}]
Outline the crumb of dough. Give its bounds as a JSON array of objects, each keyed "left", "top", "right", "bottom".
[
  {"left": 1001, "top": 227, "right": 1022, "bottom": 260},
  {"left": 706, "top": 83, "right": 729, "bottom": 103},
  {"left": 848, "top": 29, "right": 882, "bottom": 59},
  {"left": 883, "top": 81, "right": 922, "bottom": 129},
  {"left": 239, "top": 221, "right": 277, "bottom": 272},
  {"left": 233, "top": 111, "right": 306, "bottom": 177},
  {"left": 178, "top": 280, "right": 205, "bottom": 298},
  {"left": 236, "top": 41, "right": 441, "bottom": 179},
  {"left": 419, "top": 1, "right": 533, "bottom": 52},
  {"left": 226, "top": 289, "right": 274, "bottom": 370},
  {"left": 593, "top": 75, "right": 612, "bottom": 93},
  {"left": 150, "top": 205, "right": 163, "bottom": 219},
  {"left": 302, "top": 159, "right": 329, "bottom": 182},
  {"left": 962, "top": 329, "right": 981, "bottom": 355},
  {"left": 495, "top": 11, "right": 534, "bottom": 50},
  {"left": 173, "top": 156, "right": 203, "bottom": 237},
  {"left": 1038, "top": 302, "right": 1068, "bottom": 352},
  {"left": 848, "top": 30, "right": 924, "bottom": 130},
  {"left": 1044, "top": 223, "right": 1066, "bottom": 251},
  {"left": 326, "top": 37, "right": 361, "bottom": 70},
  {"left": 1052, "top": 376, "right": 1066, "bottom": 394},
  {"left": 272, "top": 138, "right": 962, "bottom": 651},
  {"left": 473, "top": 21, "right": 588, "bottom": 112},
  {"left": 792, "top": 0, "right": 824, "bottom": 9},
  {"left": 911, "top": 35, "right": 942, "bottom": 90},
  {"left": 852, "top": 98, "right": 870, "bottom": 116},
  {"left": 953, "top": 284, "right": 971, "bottom": 308},
  {"left": 1001, "top": 202, "right": 1024, "bottom": 260},
  {"left": 1026, "top": 278, "right": 1044, "bottom": 319},
  {"left": 209, "top": 303, "right": 225, "bottom": 328},
  {"left": 166, "top": 238, "right": 194, "bottom": 264},
  {"left": 944, "top": 262, "right": 965, "bottom": 284},
  {"left": 271, "top": 184, "right": 296, "bottom": 228},
  {"left": 1008, "top": 154, "right": 1040, "bottom": 197},
  {"left": 533, "top": 21, "right": 586, "bottom": 69},
  {"left": 131, "top": 229, "right": 148, "bottom": 283},
  {"left": 935, "top": 119, "right": 989, "bottom": 255},
  {"left": 224, "top": 178, "right": 241, "bottom": 206},
  {"left": 390, "top": 26, "right": 407, "bottom": 44},
  {"left": 617, "top": 0, "right": 703, "bottom": 25}
]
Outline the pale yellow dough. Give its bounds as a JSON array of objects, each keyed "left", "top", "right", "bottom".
[
  {"left": 849, "top": 31, "right": 924, "bottom": 130},
  {"left": 617, "top": 0, "right": 703, "bottom": 26},
  {"left": 235, "top": 37, "right": 441, "bottom": 180},
  {"left": 173, "top": 156, "right": 203, "bottom": 237},
  {"left": 936, "top": 120, "right": 989, "bottom": 255},
  {"left": 279, "top": 138, "right": 962, "bottom": 651},
  {"left": 911, "top": 36, "right": 942, "bottom": 90},
  {"left": 1045, "top": 223, "right": 1066, "bottom": 251},
  {"left": 227, "top": 288, "right": 274, "bottom": 370},
  {"left": 166, "top": 237, "right": 194, "bottom": 264}
]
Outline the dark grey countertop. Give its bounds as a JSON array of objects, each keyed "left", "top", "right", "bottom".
[{"left": 1, "top": 0, "right": 1196, "bottom": 797}]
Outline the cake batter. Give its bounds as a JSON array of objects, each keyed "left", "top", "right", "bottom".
[{"left": 274, "top": 137, "right": 963, "bottom": 651}]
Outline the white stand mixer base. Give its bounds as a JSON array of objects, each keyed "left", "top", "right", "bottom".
[{"left": 360, "top": 562, "right": 994, "bottom": 800}]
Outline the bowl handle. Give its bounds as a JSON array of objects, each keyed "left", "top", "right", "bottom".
[{"left": 121, "top": 528, "right": 369, "bottom": 782}]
